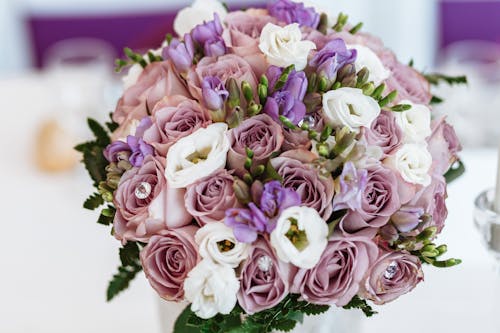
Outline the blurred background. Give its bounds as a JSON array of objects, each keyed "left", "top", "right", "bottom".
[{"left": 0, "top": 0, "right": 499, "bottom": 332}]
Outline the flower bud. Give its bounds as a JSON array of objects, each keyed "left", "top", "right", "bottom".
[{"left": 233, "top": 178, "right": 251, "bottom": 204}]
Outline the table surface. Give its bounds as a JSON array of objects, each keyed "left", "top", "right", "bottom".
[{"left": 0, "top": 74, "right": 498, "bottom": 333}]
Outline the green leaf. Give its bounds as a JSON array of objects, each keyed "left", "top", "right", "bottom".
[
  {"left": 105, "top": 113, "right": 119, "bottom": 132},
  {"left": 263, "top": 161, "right": 283, "bottom": 182},
  {"left": 107, "top": 242, "right": 142, "bottom": 301},
  {"left": 430, "top": 95, "right": 444, "bottom": 105},
  {"left": 83, "top": 193, "right": 104, "bottom": 210},
  {"left": 444, "top": 159, "right": 465, "bottom": 184},
  {"left": 343, "top": 296, "right": 377, "bottom": 317},
  {"left": 173, "top": 306, "right": 201, "bottom": 333},
  {"left": 83, "top": 145, "right": 108, "bottom": 187},
  {"left": 301, "top": 303, "right": 330, "bottom": 316},
  {"left": 87, "top": 118, "right": 111, "bottom": 147},
  {"left": 424, "top": 73, "right": 467, "bottom": 86},
  {"left": 97, "top": 206, "right": 115, "bottom": 226}
]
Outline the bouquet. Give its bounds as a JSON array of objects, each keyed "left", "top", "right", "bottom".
[{"left": 76, "top": 0, "right": 467, "bottom": 332}]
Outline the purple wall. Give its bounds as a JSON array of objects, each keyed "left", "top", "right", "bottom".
[{"left": 440, "top": 1, "right": 500, "bottom": 48}]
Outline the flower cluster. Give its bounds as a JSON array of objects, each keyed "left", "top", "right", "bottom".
[{"left": 83, "top": 0, "right": 464, "bottom": 329}]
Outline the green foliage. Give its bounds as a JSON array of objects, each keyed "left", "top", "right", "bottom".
[
  {"left": 83, "top": 192, "right": 104, "bottom": 210},
  {"left": 424, "top": 73, "right": 467, "bottom": 86},
  {"left": 173, "top": 295, "right": 330, "bottom": 333},
  {"left": 97, "top": 206, "right": 116, "bottom": 226},
  {"left": 430, "top": 95, "right": 444, "bottom": 105},
  {"left": 105, "top": 113, "right": 119, "bottom": 132},
  {"left": 107, "top": 242, "right": 142, "bottom": 301},
  {"left": 444, "top": 159, "right": 465, "bottom": 184},
  {"left": 343, "top": 296, "right": 377, "bottom": 317}
]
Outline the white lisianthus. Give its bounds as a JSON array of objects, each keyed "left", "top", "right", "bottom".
[
  {"left": 322, "top": 87, "right": 381, "bottom": 132},
  {"left": 173, "top": 0, "right": 227, "bottom": 37},
  {"left": 270, "top": 206, "right": 328, "bottom": 269},
  {"left": 195, "top": 223, "right": 250, "bottom": 268},
  {"left": 385, "top": 143, "right": 432, "bottom": 186},
  {"left": 348, "top": 44, "right": 390, "bottom": 85},
  {"left": 184, "top": 259, "right": 239, "bottom": 319},
  {"left": 259, "top": 23, "right": 316, "bottom": 71},
  {"left": 165, "top": 123, "right": 230, "bottom": 188},
  {"left": 394, "top": 100, "right": 431, "bottom": 143}
]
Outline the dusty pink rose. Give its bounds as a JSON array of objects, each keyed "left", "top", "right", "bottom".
[
  {"left": 113, "top": 155, "right": 192, "bottom": 243},
  {"left": 282, "top": 109, "right": 324, "bottom": 151},
  {"left": 184, "top": 169, "right": 241, "bottom": 226},
  {"left": 227, "top": 114, "right": 284, "bottom": 176},
  {"left": 187, "top": 54, "right": 258, "bottom": 102},
  {"left": 271, "top": 150, "right": 334, "bottom": 220},
  {"left": 238, "top": 238, "right": 292, "bottom": 314},
  {"left": 361, "top": 250, "right": 423, "bottom": 305},
  {"left": 292, "top": 235, "right": 378, "bottom": 306},
  {"left": 113, "top": 61, "right": 191, "bottom": 139},
  {"left": 140, "top": 226, "right": 199, "bottom": 301},
  {"left": 363, "top": 110, "right": 403, "bottom": 156},
  {"left": 427, "top": 117, "right": 462, "bottom": 176},
  {"left": 384, "top": 61, "right": 432, "bottom": 105},
  {"left": 224, "top": 9, "right": 276, "bottom": 78},
  {"left": 142, "top": 95, "right": 211, "bottom": 156},
  {"left": 340, "top": 165, "right": 400, "bottom": 237}
]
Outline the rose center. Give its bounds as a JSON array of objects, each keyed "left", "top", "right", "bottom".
[{"left": 285, "top": 218, "right": 309, "bottom": 251}]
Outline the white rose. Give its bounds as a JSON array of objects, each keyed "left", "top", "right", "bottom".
[
  {"left": 385, "top": 143, "right": 432, "bottom": 186},
  {"left": 394, "top": 100, "right": 431, "bottom": 143},
  {"left": 165, "top": 123, "right": 230, "bottom": 188},
  {"left": 173, "top": 0, "right": 227, "bottom": 37},
  {"left": 259, "top": 23, "right": 316, "bottom": 71},
  {"left": 184, "top": 259, "right": 239, "bottom": 319},
  {"left": 270, "top": 206, "right": 328, "bottom": 269},
  {"left": 322, "top": 87, "right": 381, "bottom": 132},
  {"left": 348, "top": 44, "right": 390, "bottom": 85},
  {"left": 195, "top": 223, "right": 249, "bottom": 268}
]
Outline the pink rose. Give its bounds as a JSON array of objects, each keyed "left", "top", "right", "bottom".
[
  {"left": 113, "top": 155, "right": 192, "bottom": 243},
  {"left": 292, "top": 235, "right": 378, "bottom": 306},
  {"left": 113, "top": 61, "right": 191, "bottom": 139},
  {"left": 361, "top": 250, "right": 423, "bottom": 305},
  {"left": 227, "top": 114, "right": 284, "bottom": 176},
  {"left": 340, "top": 165, "right": 401, "bottom": 237},
  {"left": 140, "top": 226, "right": 199, "bottom": 301},
  {"left": 187, "top": 54, "right": 258, "bottom": 102},
  {"left": 224, "top": 9, "right": 276, "bottom": 78},
  {"left": 427, "top": 117, "right": 462, "bottom": 176},
  {"left": 271, "top": 150, "right": 334, "bottom": 220},
  {"left": 384, "top": 61, "right": 432, "bottom": 105},
  {"left": 184, "top": 169, "right": 241, "bottom": 226},
  {"left": 238, "top": 238, "right": 292, "bottom": 314},
  {"left": 142, "top": 95, "right": 211, "bottom": 156},
  {"left": 363, "top": 110, "right": 403, "bottom": 156}
]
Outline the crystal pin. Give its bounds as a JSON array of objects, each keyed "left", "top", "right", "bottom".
[
  {"left": 135, "top": 182, "right": 152, "bottom": 199},
  {"left": 257, "top": 255, "right": 273, "bottom": 272},
  {"left": 298, "top": 115, "right": 316, "bottom": 129},
  {"left": 384, "top": 261, "right": 398, "bottom": 280}
]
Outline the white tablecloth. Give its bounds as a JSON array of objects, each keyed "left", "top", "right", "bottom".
[{"left": 0, "top": 74, "right": 498, "bottom": 333}]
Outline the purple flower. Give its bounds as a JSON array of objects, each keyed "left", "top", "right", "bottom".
[
  {"left": 333, "top": 162, "right": 368, "bottom": 211},
  {"left": 268, "top": 0, "right": 320, "bottom": 28},
  {"left": 203, "top": 36, "right": 227, "bottom": 57},
  {"left": 163, "top": 34, "right": 194, "bottom": 72},
  {"left": 201, "top": 76, "right": 228, "bottom": 110},
  {"left": 264, "top": 90, "right": 306, "bottom": 125},
  {"left": 225, "top": 203, "right": 267, "bottom": 243},
  {"left": 260, "top": 181, "right": 301, "bottom": 232},
  {"left": 103, "top": 140, "right": 131, "bottom": 163},
  {"left": 309, "top": 39, "right": 357, "bottom": 80},
  {"left": 266, "top": 66, "right": 308, "bottom": 100},
  {"left": 127, "top": 135, "right": 154, "bottom": 167},
  {"left": 391, "top": 206, "right": 425, "bottom": 233}
]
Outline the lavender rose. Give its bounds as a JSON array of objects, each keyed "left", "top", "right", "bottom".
[
  {"left": 363, "top": 110, "right": 403, "bottom": 156},
  {"left": 142, "top": 95, "right": 211, "bottom": 156},
  {"left": 224, "top": 9, "right": 276, "bottom": 78},
  {"left": 227, "top": 114, "right": 284, "bottom": 176},
  {"left": 271, "top": 150, "right": 334, "bottom": 220},
  {"left": 238, "top": 238, "right": 292, "bottom": 314},
  {"left": 385, "top": 61, "right": 432, "bottom": 105},
  {"left": 187, "top": 54, "right": 258, "bottom": 102},
  {"left": 292, "top": 235, "right": 378, "bottom": 306},
  {"left": 427, "top": 117, "right": 462, "bottom": 176},
  {"left": 140, "top": 226, "right": 199, "bottom": 301},
  {"left": 113, "top": 61, "right": 191, "bottom": 139},
  {"left": 113, "top": 155, "right": 191, "bottom": 243},
  {"left": 185, "top": 169, "right": 241, "bottom": 226},
  {"left": 340, "top": 165, "right": 401, "bottom": 237},
  {"left": 361, "top": 251, "right": 423, "bottom": 305}
]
